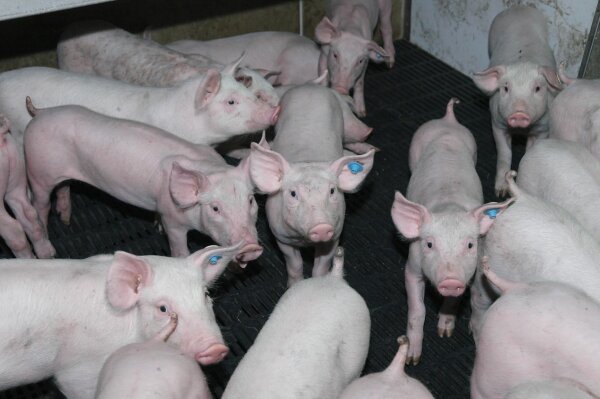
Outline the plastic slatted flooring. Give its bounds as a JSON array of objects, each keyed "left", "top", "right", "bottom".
[{"left": 0, "top": 40, "right": 522, "bottom": 399}]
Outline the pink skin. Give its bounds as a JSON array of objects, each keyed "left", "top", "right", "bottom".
[
  {"left": 315, "top": 0, "right": 393, "bottom": 117},
  {"left": 391, "top": 98, "right": 512, "bottom": 365},
  {"left": 0, "top": 243, "right": 241, "bottom": 397},
  {"left": 472, "top": 6, "right": 562, "bottom": 197},
  {"left": 24, "top": 101, "right": 262, "bottom": 259},
  {"left": 0, "top": 115, "right": 54, "bottom": 259}
]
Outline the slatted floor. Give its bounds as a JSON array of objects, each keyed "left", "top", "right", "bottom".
[{"left": 0, "top": 40, "right": 524, "bottom": 399}]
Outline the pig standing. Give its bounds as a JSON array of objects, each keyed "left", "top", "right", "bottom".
[
  {"left": 338, "top": 335, "right": 434, "bottom": 399},
  {"left": 0, "top": 115, "right": 54, "bottom": 258},
  {"left": 315, "top": 0, "right": 394, "bottom": 116},
  {"left": 0, "top": 243, "right": 242, "bottom": 399},
  {"left": 57, "top": 20, "right": 279, "bottom": 107},
  {"left": 549, "top": 65, "right": 600, "bottom": 159},
  {"left": 167, "top": 31, "right": 322, "bottom": 87},
  {"left": 222, "top": 248, "right": 370, "bottom": 399},
  {"left": 472, "top": 5, "right": 561, "bottom": 196},
  {"left": 517, "top": 139, "right": 600, "bottom": 243},
  {"left": 24, "top": 100, "right": 264, "bottom": 260},
  {"left": 391, "top": 98, "right": 512, "bottom": 365},
  {"left": 248, "top": 85, "right": 375, "bottom": 285},
  {"left": 0, "top": 66, "right": 279, "bottom": 148},
  {"left": 96, "top": 312, "right": 213, "bottom": 399},
  {"left": 469, "top": 172, "right": 600, "bottom": 337},
  {"left": 470, "top": 260, "right": 600, "bottom": 399}
]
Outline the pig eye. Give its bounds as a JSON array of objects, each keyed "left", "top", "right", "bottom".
[
  {"left": 227, "top": 99, "right": 236, "bottom": 106},
  {"left": 204, "top": 288, "right": 210, "bottom": 299},
  {"left": 290, "top": 190, "right": 297, "bottom": 198},
  {"left": 503, "top": 86, "right": 509, "bottom": 93},
  {"left": 330, "top": 188, "right": 335, "bottom": 195},
  {"left": 535, "top": 86, "right": 541, "bottom": 93},
  {"left": 426, "top": 241, "right": 433, "bottom": 249},
  {"left": 468, "top": 242, "right": 474, "bottom": 249},
  {"left": 159, "top": 305, "right": 168, "bottom": 313},
  {"left": 249, "top": 197, "right": 254, "bottom": 205},
  {"left": 212, "top": 206, "right": 219, "bottom": 213},
  {"left": 333, "top": 52, "right": 338, "bottom": 59}
]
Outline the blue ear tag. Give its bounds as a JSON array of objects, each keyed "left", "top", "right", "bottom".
[
  {"left": 375, "top": 53, "right": 383, "bottom": 61},
  {"left": 209, "top": 255, "right": 222, "bottom": 265},
  {"left": 484, "top": 208, "right": 500, "bottom": 219},
  {"left": 348, "top": 162, "right": 364, "bottom": 175}
]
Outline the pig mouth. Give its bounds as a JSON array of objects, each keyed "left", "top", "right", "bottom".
[
  {"left": 234, "top": 243, "right": 263, "bottom": 268},
  {"left": 507, "top": 112, "right": 531, "bottom": 128},
  {"left": 437, "top": 278, "right": 466, "bottom": 297}
]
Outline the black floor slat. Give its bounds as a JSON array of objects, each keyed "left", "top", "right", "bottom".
[{"left": 0, "top": 40, "right": 518, "bottom": 399}]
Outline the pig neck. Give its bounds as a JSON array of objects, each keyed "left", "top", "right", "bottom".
[{"left": 331, "top": 3, "right": 374, "bottom": 38}]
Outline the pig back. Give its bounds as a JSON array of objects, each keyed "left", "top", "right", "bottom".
[
  {"left": 488, "top": 6, "right": 555, "bottom": 68},
  {"left": 272, "top": 85, "right": 344, "bottom": 163}
]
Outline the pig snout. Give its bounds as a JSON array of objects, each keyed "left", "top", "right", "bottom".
[
  {"left": 309, "top": 223, "right": 335, "bottom": 242},
  {"left": 235, "top": 243, "right": 264, "bottom": 265},
  {"left": 507, "top": 112, "right": 531, "bottom": 128},
  {"left": 195, "top": 343, "right": 229, "bottom": 365},
  {"left": 437, "top": 279, "right": 466, "bottom": 297}
]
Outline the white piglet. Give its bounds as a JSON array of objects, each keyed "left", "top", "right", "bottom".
[
  {"left": 472, "top": 5, "right": 561, "bottom": 196},
  {"left": 391, "top": 98, "right": 511, "bottom": 364},
  {"left": 222, "top": 248, "right": 370, "bottom": 399},
  {"left": 0, "top": 243, "right": 242, "bottom": 399}
]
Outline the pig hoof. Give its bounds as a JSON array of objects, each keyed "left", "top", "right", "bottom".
[
  {"left": 437, "top": 327, "right": 454, "bottom": 338},
  {"left": 406, "top": 355, "right": 420, "bottom": 366}
]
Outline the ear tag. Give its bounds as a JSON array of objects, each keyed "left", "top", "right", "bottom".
[
  {"left": 209, "top": 255, "right": 222, "bottom": 265},
  {"left": 484, "top": 208, "right": 500, "bottom": 219},
  {"left": 348, "top": 161, "right": 364, "bottom": 175},
  {"left": 375, "top": 53, "right": 383, "bottom": 61}
]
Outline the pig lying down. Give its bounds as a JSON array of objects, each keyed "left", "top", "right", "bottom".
[
  {"left": 391, "top": 98, "right": 511, "bottom": 364},
  {"left": 0, "top": 115, "right": 54, "bottom": 258},
  {"left": 471, "top": 259, "right": 600, "bottom": 399},
  {"left": 222, "top": 248, "right": 370, "bottom": 399},
  {"left": 472, "top": 5, "right": 561, "bottom": 196},
  {"left": 0, "top": 243, "right": 242, "bottom": 399},
  {"left": 96, "top": 312, "right": 213, "bottom": 399},
  {"left": 338, "top": 336, "right": 434, "bottom": 399},
  {"left": 24, "top": 99, "right": 263, "bottom": 260},
  {"left": 248, "top": 85, "right": 375, "bottom": 285},
  {"left": 57, "top": 20, "right": 279, "bottom": 107},
  {"left": 0, "top": 66, "right": 278, "bottom": 147}
]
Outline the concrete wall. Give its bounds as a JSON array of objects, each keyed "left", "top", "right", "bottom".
[
  {"left": 411, "top": 0, "right": 596, "bottom": 77},
  {"left": 0, "top": 0, "right": 408, "bottom": 73}
]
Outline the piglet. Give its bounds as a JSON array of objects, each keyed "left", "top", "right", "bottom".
[
  {"left": 248, "top": 84, "right": 375, "bottom": 285},
  {"left": 391, "top": 98, "right": 512, "bottom": 364},
  {"left": 0, "top": 243, "right": 242, "bottom": 399},
  {"left": 549, "top": 63, "right": 600, "bottom": 159},
  {"left": 338, "top": 335, "right": 434, "bottom": 399},
  {"left": 24, "top": 99, "right": 263, "bottom": 261},
  {"left": 57, "top": 20, "right": 279, "bottom": 107},
  {"left": 315, "top": 0, "right": 394, "bottom": 116},
  {"left": 472, "top": 5, "right": 561, "bottom": 196},
  {"left": 517, "top": 139, "right": 600, "bottom": 243},
  {"left": 470, "top": 172, "right": 600, "bottom": 338},
  {"left": 471, "top": 258, "right": 600, "bottom": 399},
  {"left": 0, "top": 114, "right": 54, "bottom": 258},
  {"left": 222, "top": 247, "right": 370, "bottom": 399},
  {"left": 96, "top": 312, "right": 213, "bottom": 399}
]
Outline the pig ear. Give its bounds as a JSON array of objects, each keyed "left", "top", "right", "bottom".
[
  {"left": 195, "top": 69, "right": 221, "bottom": 111},
  {"left": 539, "top": 66, "right": 562, "bottom": 92},
  {"left": 472, "top": 65, "right": 506, "bottom": 95},
  {"left": 330, "top": 149, "right": 375, "bottom": 193},
  {"left": 169, "top": 162, "right": 210, "bottom": 209},
  {"left": 248, "top": 142, "right": 288, "bottom": 194},
  {"left": 222, "top": 52, "right": 245, "bottom": 76},
  {"left": 471, "top": 197, "right": 515, "bottom": 235},
  {"left": 188, "top": 242, "right": 245, "bottom": 285},
  {"left": 311, "top": 70, "right": 329, "bottom": 85},
  {"left": 315, "top": 17, "right": 340, "bottom": 44},
  {"left": 366, "top": 41, "right": 388, "bottom": 63},
  {"left": 106, "top": 251, "right": 153, "bottom": 310},
  {"left": 391, "top": 191, "right": 431, "bottom": 239}
]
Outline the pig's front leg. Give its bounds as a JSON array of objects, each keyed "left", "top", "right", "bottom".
[
  {"left": 404, "top": 253, "right": 426, "bottom": 365},
  {"left": 437, "top": 296, "right": 461, "bottom": 338},
  {"left": 276, "top": 240, "right": 304, "bottom": 287},
  {"left": 161, "top": 217, "right": 191, "bottom": 257},
  {"left": 469, "top": 268, "right": 496, "bottom": 341},
  {"left": 0, "top": 205, "right": 34, "bottom": 258},
  {"left": 377, "top": 0, "right": 395, "bottom": 68},
  {"left": 312, "top": 239, "right": 339, "bottom": 277},
  {"left": 492, "top": 124, "right": 512, "bottom": 197},
  {"left": 55, "top": 185, "right": 72, "bottom": 225},
  {"left": 353, "top": 69, "right": 367, "bottom": 117}
]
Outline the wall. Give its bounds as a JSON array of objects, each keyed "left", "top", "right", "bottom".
[
  {"left": 411, "top": 0, "right": 596, "bottom": 77},
  {"left": 0, "top": 0, "right": 408, "bottom": 73}
]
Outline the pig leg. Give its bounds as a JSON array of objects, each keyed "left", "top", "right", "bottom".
[
  {"left": 55, "top": 360, "right": 103, "bottom": 399},
  {"left": 55, "top": 185, "right": 72, "bottom": 225},
  {"left": 0, "top": 205, "right": 34, "bottom": 258},
  {"left": 277, "top": 240, "right": 304, "bottom": 286},
  {"left": 404, "top": 251, "right": 426, "bottom": 365},
  {"left": 312, "top": 240, "right": 339, "bottom": 277},
  {"left": 437, "top": 296, "right": 461, "bottom": 338},
  {"left": 353, "top": 69, "right": 367, "bottom": 117},
  {"left": 492, "top": 125, "right": 512, "bottom": 197},
  {"left": 377, "top": 0, "right": 395, "bottom": 68},
  {"left": 161, "top": 216, "right": 190, "bottom": 257},
  {"left": 343, "top": 142, "right": 380, "bottom": 155},
  {"left": 469, "top": 269, "right": 496, "bottom": 341}
]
